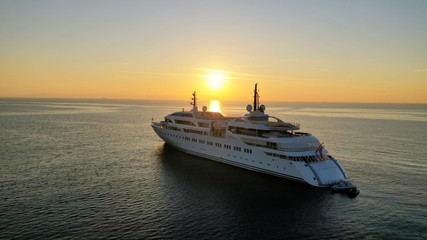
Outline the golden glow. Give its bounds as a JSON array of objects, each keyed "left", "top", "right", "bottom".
[
  {"left": 1, "top": 2, "right": 426, "bottom": 103},
  {"left": 208, "top": 100, "right": 221, "bottom": 112},
  {"left": 205, "top": 69, "right": 228, "bottom": 91}
]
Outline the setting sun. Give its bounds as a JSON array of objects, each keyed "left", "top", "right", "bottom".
[{"left": 205, "top": 69, "right": 228, "bottom": 91}]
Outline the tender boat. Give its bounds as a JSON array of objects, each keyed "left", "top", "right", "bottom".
[{"left": 330, "top": 179, "right": 360, "bottom": 197}]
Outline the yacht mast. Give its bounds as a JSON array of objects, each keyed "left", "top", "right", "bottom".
[
  {"left": 253, "top": 83, "right": 258, "bottom": 111},
  {"left": 191, "top": 91, "right": 197, "bottom": 111},
  {"left": 253, "top": 83, "right": 261, "bottom": 111}
]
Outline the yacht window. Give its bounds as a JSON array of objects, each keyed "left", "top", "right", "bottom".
[
  {"left": 175, "top": 120, "right": 195, "bottom": 126},
  {"left": 198, "top": 122, "right": 210, "bottom": 128},
  {"left": 172, "top": 112, "right": 193, "bottom": 118},
  {"left": 248, "top": 115, "right": 268, "bottom": 122},
  {"left": 235, "top": 118, "right": 246, "bottom": 123}
]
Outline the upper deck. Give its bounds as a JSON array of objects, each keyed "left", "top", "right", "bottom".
[
  {"left": 154, "top": 85, "right": 323, "bottom": 154},
  {"left": 160, "top": 85, "right": 305, "bottom": 141},
  {"left": 228, "top": 114, "right": 300, "bottom": 132},
  {"left": 169, "top": 110, "right": 233, "bottom": 121}
]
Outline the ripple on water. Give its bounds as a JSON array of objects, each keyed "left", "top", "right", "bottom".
[{"left": 1, "top": 100, "right": 426, "bottom": 239}]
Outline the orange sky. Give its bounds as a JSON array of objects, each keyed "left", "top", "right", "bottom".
[{"left": 1, "top": 1, "right": 426, "bottom": 103}]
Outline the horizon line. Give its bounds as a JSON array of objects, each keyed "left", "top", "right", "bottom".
[{"left": 1, "top": 96, "right": 426, "bottom": 105}]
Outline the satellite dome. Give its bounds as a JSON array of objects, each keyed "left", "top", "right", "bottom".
[
  {"left": 202, "top": 106, "right": 207, "bottom": 112},
  {"left": 246, "top": 104, "right": 253, "bottom": 112},
  {"left": 260, "top": 104, "right": 266, "bottom": 111}
]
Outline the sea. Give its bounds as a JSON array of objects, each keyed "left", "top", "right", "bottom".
[{"left": 1, "top": 98, "right": 426, "bottom": 239}]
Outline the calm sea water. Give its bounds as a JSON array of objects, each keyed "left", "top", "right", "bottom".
[{"left": 1, "top": 99, "right": 426, "bottom": 239}]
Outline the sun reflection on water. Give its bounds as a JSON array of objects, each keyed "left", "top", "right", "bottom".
[{"left": 208, "top": 100, "right": 221, "bottom": 113}]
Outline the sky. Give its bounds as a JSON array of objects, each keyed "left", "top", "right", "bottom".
[{"left": 1, "top": 0, "right": 426, "bottom": 103}]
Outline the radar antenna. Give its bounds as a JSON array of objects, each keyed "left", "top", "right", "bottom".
[
  {"left": 191, "top": 91, "right": 198, "bottom": 111},
  {"left": 191, "top": 91, "right": 197, "bottom": 107},
  {"left": 253, "top": 83, "right": 260, "bottom": 111}
]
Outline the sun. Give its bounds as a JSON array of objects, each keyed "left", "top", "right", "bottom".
[{"left": 205, "top": 70, "right": 228, "bottom": 90}]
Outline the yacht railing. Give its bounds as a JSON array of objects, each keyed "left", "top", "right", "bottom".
[
  {"left": 245, "top": 142, "right": 318, "bottom": 152},
  {"left": 267, "top": 121, "right": 300, "bottom": 129},
  {"left": 229, "top": 128, "right": 310, "bottom": 138},
  {"left": 264, "top": 151, "right": 331, "bottom": 163}
]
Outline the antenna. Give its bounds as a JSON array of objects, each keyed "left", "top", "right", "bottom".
[
  {"left": 253, "top": 83, "right": 258, "bottom": 111},
  {"left": 191, "top": 91, "right": 198, "bottom": 112},
  {"left": 191, "top": 91, "right": 197, "bottom": 107},
  {"left": 253, "top": 83, "right": 260, "bottom": 110}
]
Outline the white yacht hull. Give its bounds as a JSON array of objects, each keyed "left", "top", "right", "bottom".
[{"left": 152, "top": 123, "right": 346, "bottom": 187}]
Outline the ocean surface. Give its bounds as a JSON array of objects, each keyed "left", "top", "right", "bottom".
[{"left": 1, "top": 98, "right": 426, "bottom": 239}]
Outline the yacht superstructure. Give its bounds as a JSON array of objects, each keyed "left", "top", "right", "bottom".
[{"left": 151, "top": 84, "right": 358, "bottom": 193}]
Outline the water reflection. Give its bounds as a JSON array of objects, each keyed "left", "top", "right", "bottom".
[
  {"left": 150, "top": 143, "right": 355, "bottom": 238},
  {"left": 155, "top": 143, "right": 328, "bottom": 201}
]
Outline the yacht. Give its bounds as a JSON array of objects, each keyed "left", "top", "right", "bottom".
[{"left": 151, "top": 84, "right": 358, "bottom": 193}]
